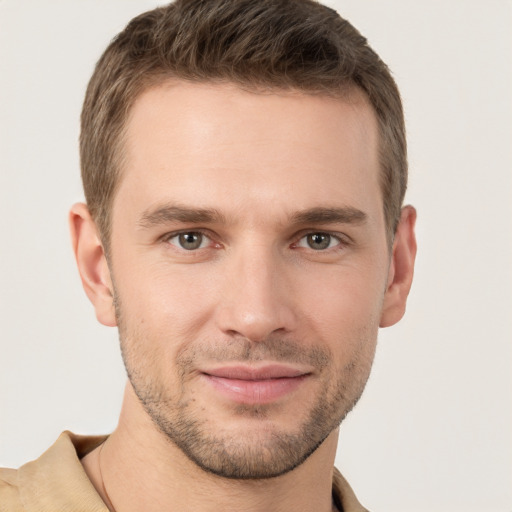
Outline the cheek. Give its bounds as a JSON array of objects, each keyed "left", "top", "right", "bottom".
[
  {"left": 118, "top": 260, "right": 215, "bottom": 317},
  {"left": 113, "top": 263, "right": 221, "bottom": 364},
  {"left": 297, "top": 263, "right": 386, "bottom": 325},
  {"left": 294, "top": 264, "right": 384, "bottom": 364}
]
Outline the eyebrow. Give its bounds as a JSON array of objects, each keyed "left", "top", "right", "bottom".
[
  {"left": 290, "top": 206, "right": 367, "bottom": 226},
  {"left": 138, "top": 204, "right": 227, "bottom": 229},
  {"left": 137, "top": 203, "right": 367, "bottom": 230}
]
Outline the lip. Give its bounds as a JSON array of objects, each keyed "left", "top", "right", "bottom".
[{"left": 201, "top": 364, "right": 311, "bottom": 405}]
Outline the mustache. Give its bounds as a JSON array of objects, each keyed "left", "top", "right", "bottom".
[{"left": 176, "top": 336, "right": 331, "bottom": 370}]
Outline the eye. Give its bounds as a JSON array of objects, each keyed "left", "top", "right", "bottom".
[
  {"left": 296, "top": 233, "right": 341, "bottom": 251},
  {"left": 167, "top": 232, "right": 210, "bottom": 251}
]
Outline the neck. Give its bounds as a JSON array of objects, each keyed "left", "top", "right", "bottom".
[{"left": 82, "top": 384, "right": 339, "bottom": 512}]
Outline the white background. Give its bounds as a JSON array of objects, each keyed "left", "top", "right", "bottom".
[{"left": 1, "top": 1, "right": 511, "bottom": 510}]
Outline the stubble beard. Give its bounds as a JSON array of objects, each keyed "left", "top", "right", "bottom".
[{"left": 115, "top": 300, "right": 377, "bottom": 480}]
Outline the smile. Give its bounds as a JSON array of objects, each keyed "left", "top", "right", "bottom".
[{"left": 201, "top": 365, "right": 311, "bottom": 405}]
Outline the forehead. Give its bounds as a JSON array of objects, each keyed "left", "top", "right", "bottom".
[{"left": 114, "top": 81, "right": 382, "bottom": 226}]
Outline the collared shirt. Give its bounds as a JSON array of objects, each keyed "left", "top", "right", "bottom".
[{"left": 0, "top": 432, "right": 368, "bottom": 512}]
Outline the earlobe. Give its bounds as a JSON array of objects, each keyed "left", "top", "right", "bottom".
[
  {"left": 380, "top": 205, "right": 417, "bottom": 328},
  {"left": 69, "top": 203, "right": 117, "bottom": 327}
]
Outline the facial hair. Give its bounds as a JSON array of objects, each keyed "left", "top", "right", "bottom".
[{"left": 115, "top": 294, "right": 377, "bottom": 480}]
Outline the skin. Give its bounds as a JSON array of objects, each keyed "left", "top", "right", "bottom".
[{"left": 72, "top": 81, "right": 416, "bottom": 512}]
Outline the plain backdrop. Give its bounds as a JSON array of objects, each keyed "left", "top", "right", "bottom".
[{"left": 1, "top": 1, "right": 511, "bottom": 511}]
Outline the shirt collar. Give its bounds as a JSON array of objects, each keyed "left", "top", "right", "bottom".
[
  {"left": 18, "top": 431, "right": 109, "bottom": 512},
  {"left": 17, "top": 431, "right": 367, "bottom": 512}
]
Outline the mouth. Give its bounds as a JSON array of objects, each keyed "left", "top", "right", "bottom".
[{"left": 200, "top": 364, "right": 312, "bottom": 405}]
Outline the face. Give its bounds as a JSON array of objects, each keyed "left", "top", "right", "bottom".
[{"left": 108, "top": 82, "right": 391, "bottom": 479}]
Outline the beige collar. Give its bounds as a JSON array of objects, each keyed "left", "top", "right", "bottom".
[
  {"left": 15, "top": 431, "right": 367, "bottom": 512},
  {"left": 18, "top": 431, "right": 109, "bottom": 511}
]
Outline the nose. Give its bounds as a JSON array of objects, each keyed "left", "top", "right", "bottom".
[{"left": 214, "top": 243, "right": 297, "bottom": 342}]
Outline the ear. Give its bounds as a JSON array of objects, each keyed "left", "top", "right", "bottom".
[
  {"left": 380, "top": 205, "right": 417, "bottom": 328},
  {"left": 69, "top": 203, "right": 117, "bottom": 327}
]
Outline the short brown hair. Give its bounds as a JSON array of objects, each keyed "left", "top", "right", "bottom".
[{"left": 80, "top": 0, "right": 407, "bottom": 251}]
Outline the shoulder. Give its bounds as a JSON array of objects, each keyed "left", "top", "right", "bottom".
[
  {"left": 0, "top": 432, "right": 109, "bottom": 512},
  {"left": 0, "top": 467, "right": 24, "bottom": 511}
]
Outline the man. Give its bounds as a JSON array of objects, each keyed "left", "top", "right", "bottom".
[{"left": 0, "top": 0, "right": 416, "bottom": 510}]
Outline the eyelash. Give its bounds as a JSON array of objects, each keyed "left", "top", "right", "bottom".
[{"left": 161, "top": 229, "right": 350, "bottom": 253}]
